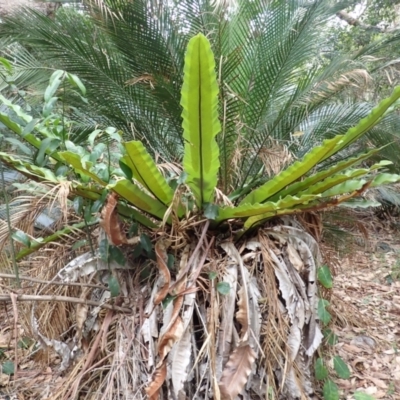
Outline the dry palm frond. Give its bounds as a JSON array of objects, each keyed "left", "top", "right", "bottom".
[{"left": 258, "top": 138, "right": 293, "bottom": 177}]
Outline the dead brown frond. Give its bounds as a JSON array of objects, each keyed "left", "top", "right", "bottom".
[
  {"left": 258, "top": 138, "right": 293, "bottom": 177},
  {"left": 307, "top": 68, "right": 372, "bottom": 103},
  {"left": 125, "top": 74, "right": 155, "bottom": 89}
]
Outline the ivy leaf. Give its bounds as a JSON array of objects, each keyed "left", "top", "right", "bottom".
[
  {"left": 315, "top": 358, "right": 328, "bottom": 381},
  {"left": 131, "top": 244, "right": 143, "bottom": 259},
  {"left": 109, "top": 246, "right": 126, "bottom": 265},
  {"left": 2, "top": 360, "right": 15, "bottom": 375},
  {"left": 318, "top": 265, "right": 333, "bottom": 289},
  {"left": 107, "top": 275, "right": 120, "bottom": 297},
  {"left": 323, "top": 379, "right": 339, "bottom": 400},
  {"left": 167, "top": 254, "right": 175, "bottom": 269},
  {"left": 140, "top": 233, "right": 153, "bottom": 254},
  {"left": 217, "top": 282, "right": 230, "bottom": 295},
  {"left": 333, "top": 356, "right": 351, "bottom": 379}
]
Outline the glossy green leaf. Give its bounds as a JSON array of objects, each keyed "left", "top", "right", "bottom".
[
  {"left": 218, "top": 194, "right": 319, "bottom": 221},
  {"left": 108, "top": 275, "right": 120, "bottom": 298},
  {"left": 318, "top": 299, "right": 331, "bottom": 325},
  {"left": 315, "top": 358, "right": 328, "bottom": 381},
  {"left": 140, "top": 233, "right": 153, "bottom": 254},
  {"left": 181, "top": 33, "right": 221, "bottom": 207},
  {"left": 59, "top": 151, "right": 107, "bottom": 186},
  {"left": 323, "top": 379, "right": 340, "bottom": 400},
  {"left": 109, "top": 246, "right": 126, "bottom": 265},
  {"left": 241, "top": 136, "right": 342, "bottom": 205},
  {"left": 108, "top": 179, "right": 168, "bottom": 220},
  {"left": 333, "top": 356, "right": 351, "bottom": 379},
  {"left": 122, "top": 141, "right": 174, "bottom": 205},
  {"left": 318, "top": 265, "right": 333, "bottom": 289}
]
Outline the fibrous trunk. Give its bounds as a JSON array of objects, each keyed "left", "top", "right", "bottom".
[{"left": 23, "top": 218, "right": 322, "bottom": 400}]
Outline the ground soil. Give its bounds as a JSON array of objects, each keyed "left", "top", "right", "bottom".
[{"left": 322, "top": 216, "right": 400, "bottom": 400}]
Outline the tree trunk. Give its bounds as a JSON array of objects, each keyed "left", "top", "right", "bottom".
[{"left": 20, "top": 218, "right": 323, "bottom": 399}]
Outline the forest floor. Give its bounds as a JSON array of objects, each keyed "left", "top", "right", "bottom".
[
  {"left": 0, "top": 214, "right": 400, "bottom": 399},
  {"left": 323, "top": 215, "right": 400, "bottom": 400}
]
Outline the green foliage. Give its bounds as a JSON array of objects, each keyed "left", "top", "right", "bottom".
[
  {"left": 216, "top": 282, "right": 230, "bottom": 295},
  {"left": 107, "top": 275, "right": 121, "bottom": 298},
  {"left": 323, "top": 379, "right": 340, "bottom": 400},
  {"left": 354, "top": 392, "right": 376, "bottom": 400},
  {"left": 121, "top": 141, "right": 174, "bottom": 206},
  {"left": 318, "top": 265, "right": 333, "bottom": 289},
  {"left": 1, "top": 360, "right": 15, "bottom": 375},
  {"left": 315, "top": 358, "right": 329, "bottom": 381},
  {"left": 318, "top": 299, "right": 332, "bottom": 326},
  {"left": 181, "top": 34, "right": 221, "bottom": 208},
  {"left": 333, "top": 356, "right": 351, "bottom": 379}
]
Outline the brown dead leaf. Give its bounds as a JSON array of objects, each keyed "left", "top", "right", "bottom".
[
  {"left": 219, "top": 344, "right": 256, "bottom": 400},
  {"left": 235, "top": 286, "right": 249, "bottom": 338},
  {"left": 146, "top": 360, "right": 167, "bottom": 400},
  {"left": 157, "top": 315, "right": 184, "bottom": 361},
  {"left": 154, "top": 240, "right": 171, "bottom": 306},
  {"left": 100, "top": 192, "right": 127, "bottom": 245}
]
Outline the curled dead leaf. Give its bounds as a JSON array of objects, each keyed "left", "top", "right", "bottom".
[
  {"left": 154, "top": 240, "right": 171, "bottom": 305},
  {"left": 146, "top": 360, "right": 167, "bottom": 400},
  {"left": 219, "top": 344, "right": 256, "bottom": 400},
  {"left": 100, "top": 193, "right": 127, "bottom": 245}
]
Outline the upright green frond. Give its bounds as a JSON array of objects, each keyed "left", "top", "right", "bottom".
[
  {"left": 181, "top": 33, "right": 221, "bottom": 207},
  {"left": 121, "top": 141, "right": 174, "bottom": 206}
]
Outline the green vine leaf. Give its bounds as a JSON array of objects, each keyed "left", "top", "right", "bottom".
[
  {"left": 323, "top": 379, "right": 339, "bottom": 400},
  {"left": 318, "top": 265, "right": 333, "bottom": 289},
  {"left": 333, "top": 356, "right": 351, "bottom": 379},
  {"left": 315, "top": 358, "right": 328, "bottom": 381},
  {"left": 318, "top": 299, "right": 331, "bottom": 325}
]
